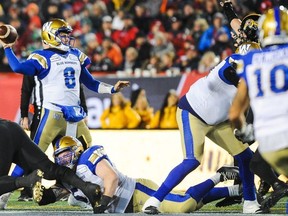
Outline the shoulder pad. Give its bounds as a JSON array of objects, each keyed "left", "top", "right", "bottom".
[{"left": 28, "top": 53, "right": 48, "bottom": 69}]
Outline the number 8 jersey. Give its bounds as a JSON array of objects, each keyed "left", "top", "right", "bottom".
[{"left": 27, "top": 48, "right": 90, "bottom": 112}]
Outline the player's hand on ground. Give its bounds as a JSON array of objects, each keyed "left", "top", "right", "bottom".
[
  {"left": 114, "top": 81, "right": 130, "bottom": 92},
  {"left": 21, "top": 117, "right": 30, "bottom": 131}
]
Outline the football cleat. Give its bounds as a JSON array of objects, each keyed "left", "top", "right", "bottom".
[
  {"left": 31, "top": 169, "right": 44, "bottom": 203},
  {"left": 261, "top": 182, "right": 288, "bottom": 209},
  {"left": 217, "top": 165, "right": 239, "bottom": 182},
  {"left": 82, "top": 183, "right": 101, "bottom": 208}
]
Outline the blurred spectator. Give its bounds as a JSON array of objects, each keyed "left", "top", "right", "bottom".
[
  {"left": 202, "top": 0, "right": 218, "bottom": 25},
  {"left": 96, "top": 15, "right": 113, "bottom": 44},
  {"left": 100, "top": 92, "right": 140, "bottom": 129},
  {"left": 111, "top": 14, "right": 139, "bottom": 52},
  {"left": 61, "top": 4, "right": 74, "bottom": 21},
  {"left": 150, "top": 32, "right": 175, "bottom": 59},
  {"left": 167, "top": 15, "right": 191, "bottom": 56},
  {"left": 160, "top": 4, "right": 178, "bottom": 31},
  {"left": 159, "top": 52, "right": 176, "bottom": 72},
  {"left": 41, "top": 1, "right": 61, "bottom": 22},
  {"left": 83, "top": 33, "right": 100, "bottom": 60},
  {"left": 198, "top": 12, "right": 230, "bottom": 53},
  {"left": 102, "top": 37, "right": 123, "bottom": 69},
  {"left": 182, "top": 3, "right": 197, "bottom": 33},
  {"left": 178, "top": 44, "right": 200, "bottom": 73},
  {"left": 89, "top": 46, "right": 114, "bottom": 72},
  {"left": 191, "top": 18, "right": 209, "bottom": 48},
  {"left": 143, "top": 0, "right": 162, "bottom": 17},
  {"left": 133, "top": 4, "right": 151, "bottom": 34},
  {"left": 130, "top": 86, "right": 154, "bottom": 129},
  {"left": 150, "top": 89, "right": 179, "bottom": 129},
  {"left": 133, "top": 31, "right": 152, "bottom": 66},
  {"left": 141, "top": 55, "right": 161, "bottom": 74},
  {"left": 120, "top": 47, "right": 141, "bottom": 72},
  {"left": 111, "top": 8, "right": 125, "bottom": 30},
  {"left": 15, "top": 3, "right": 42, "bottom": 57},
  {"left": 197, "top": 51, "right": 219, "bottom": 74},
  {"left": 88, "top": 1, "right": 107, "bottom": 32}
]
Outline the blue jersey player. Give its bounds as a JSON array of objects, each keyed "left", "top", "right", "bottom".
[
  {"left": 229, "top": 6, "right": 288, "bottom": 208},
  {"left": 45, "top": 136, "right": 241, "bottom": 213},
  {"left": 0, "top": 18, "right": 129, "bottom": 178}
]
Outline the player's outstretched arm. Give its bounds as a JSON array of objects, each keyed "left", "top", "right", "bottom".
[{"left": 113, "top": 80, "right": 130, "bottom": 92}]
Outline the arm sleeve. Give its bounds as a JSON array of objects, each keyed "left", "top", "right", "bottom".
[
  {"left": 222, "top": 1, "right": 238, "bottom": 24},
  {"left": 20, "top": 75, "right": 35, "bottom": 117},
  {"left": 80, "top": 67, "right": 114, "bottom": 94},
  {"left": 79, "top": 85, "right": 88, "bottom": 114},
  {"left": 4, "top": 48, "right": 37, "bottom": 75}
]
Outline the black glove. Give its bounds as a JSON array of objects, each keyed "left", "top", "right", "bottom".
[{"left": 93, "top": 195, "right": 112, "bottom": 214}]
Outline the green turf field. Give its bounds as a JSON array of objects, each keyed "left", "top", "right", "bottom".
[{"left": 3, "top": 190, "right": 287, "bottom": 214}]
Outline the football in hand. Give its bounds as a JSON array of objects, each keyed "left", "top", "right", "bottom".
[{"left": 0, "top": 24, "right": 18, "bottom": 44}]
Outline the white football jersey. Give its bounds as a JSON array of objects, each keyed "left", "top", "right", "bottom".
[
  {"left": 237, "top": 44, "right": 288, "bottom": 151},
  {"left": 185, "top": 58, "right": 237, "bottom": 125},
  {"left": 27, "top": 48, "right": 89, "bottom": 111},
  {"left": 70, "top": 146, "right": 136, "bottom": 213}
]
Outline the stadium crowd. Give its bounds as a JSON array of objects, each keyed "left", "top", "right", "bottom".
[{"left": 0, "top": 0, "right": 280, "bottom": 76}]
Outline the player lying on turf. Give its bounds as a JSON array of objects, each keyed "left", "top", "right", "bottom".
[
  {"left": 38, "top": 135, "right": 242, "bottom": 213},
  {"left": 0, "top": 119, "right": 101, "bottom": 211}
]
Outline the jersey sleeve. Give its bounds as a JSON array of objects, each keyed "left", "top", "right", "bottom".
[
  {"left": 78, "top": 146, "right": 110, "bottom": 174},
  {"left": 74, "top": 48, "right": 91, "bottom": 68},
  {"left": 4, "top": 48, "right": 37, "bottom": 75}
]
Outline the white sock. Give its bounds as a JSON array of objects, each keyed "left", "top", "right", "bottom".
[
  {"left": 244, "top": 200, "right": 260, "bottom": 206},
  {"left": 143, "top": 196, "right": 161, "bottom": 209},
  {"left": 227, "top": 185, "right": 240, "bottom": 196},
  {"left": 210, "top": 173, "right": 221, "bottom": 185}
]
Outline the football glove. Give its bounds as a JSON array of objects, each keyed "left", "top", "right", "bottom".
[{"left": 234, "top": 123, "right": 255, "bottom": 144}]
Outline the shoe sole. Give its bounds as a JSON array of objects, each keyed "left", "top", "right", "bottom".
[
  {"left": 32, "top": 170, "right": 44, "bottom": 203},
  {"left": 143, "top": 206, "right": 161, "bottom": 215}
]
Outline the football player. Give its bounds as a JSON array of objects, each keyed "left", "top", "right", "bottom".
[
  {"left": 229, "top": 6, "right": 288, "bottom": 209},
  {"left": 220, "top": 0, "right": 288, "bottom": 208},
  {"left": 0, "top": 18, "right": 129, "bottom": 179},
  {"left": 142, "top": 50, "right": 266, "bottom": 213},
  {"left": 44, "top": 136, "right": 241, "bottom": 213},
  {"left": 0, "top": 118, "right": 101, "bottom": 210}
]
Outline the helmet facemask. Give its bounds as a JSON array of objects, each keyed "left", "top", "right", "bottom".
[
  {"left": 55, "top": 149, "right": 75, "bottom": 169},
  {"left": 242, "top": 18, "right": 258, "bottom": 42},
  {"left": 53, "top": 136, "right": 84, "bottom": 169}
]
